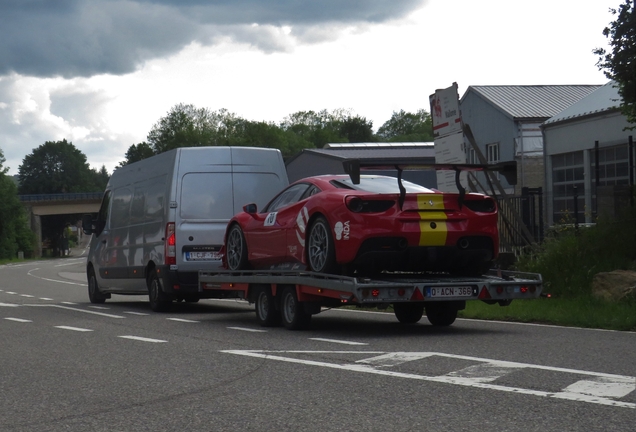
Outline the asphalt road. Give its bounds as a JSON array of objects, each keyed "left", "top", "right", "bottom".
[{"left": 0, "top": 251, "right": 634, "bottom": 431}]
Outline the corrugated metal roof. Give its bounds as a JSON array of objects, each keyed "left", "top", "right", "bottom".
[
  {"left": 463, "top": 85, "right": 602, "bottom": 119},
  {"left": 324, "top": 142, "right": 434, "bottom": 148},
  {"left": 544, "top": 82, "right": 621, "bottom": 125},
  {"left": 303, "top": 146, "right": 436, "bottom": 161}
]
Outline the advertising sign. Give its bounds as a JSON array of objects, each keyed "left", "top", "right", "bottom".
[{"left": 429, "top": 83, "right": 462, "bottom": 139}]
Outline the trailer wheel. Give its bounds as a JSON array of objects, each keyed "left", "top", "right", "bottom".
[
  {"left": 425, "top": 303, "right": 457, "bottom": 326},
  {"left": 148, "top": 271, "right": 172, "bottom": 312},
  {"left": 226, "top": 224, "right": 249, "bottom": 271},
  {"left": 280, "top": 287, "right": 311, "bottom": 330},
  {"left": 393, "top": 303, "right": 424, "bottom": 324},
  {"left": 307, "top": 216, "right": 337, "bottom": 274},
  {"left": 255, "top": 287, "right": 281, "bottom": 327},
  {"left": 87, "top": 267, "right": 109, "bottom": 304}
]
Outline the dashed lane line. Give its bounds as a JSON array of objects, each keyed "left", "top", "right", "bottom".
[
  {"left": 124, "top": 311, "right": 150, "bottom": 316},
  {"left": 5, "top": 317, "right": 32, "bottom": 323},
  {"left": 118, "top": 335, "right": 167, "bottom": 343},
  {"left": 26, "top": 304, "right": 125, "bottom": 319},
  {"left": 310, "top": 338, "right": 368, "bottom": 346},
  {"left": 228, "top": 327, "right": 267, "bottom": 333},
  {"left": 55, "top": 326, "right": 93, "bottom": 332},
  {"left": 167, "top": 318, "right": 199, "bottom": 323}
]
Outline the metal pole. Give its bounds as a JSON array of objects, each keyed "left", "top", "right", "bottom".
[
  {"left": 595, "top": 140, "right": 599, "bottom": 217},
  {"left": 573, "top": 185, "right": 579, "bottom": 235}
]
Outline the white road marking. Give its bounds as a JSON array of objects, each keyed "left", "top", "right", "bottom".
[
  {"left": 39, "top": 298, "right": 54, "bottom": 301},
  {"left": 310, "top": 338, "right": 368, "bottom": 346},
  {"left": 61, "top": 302, "right": 77, "bottom": 305},
  {"left": 20, "top": 294, "right": 34, "bottom": 298},
  {"left": 27, "top": 268, "right": 87, "bottom": 286},
  {"left": 88, "top": 306, "right": 110, "bottom": 310},
  {"left": 27, "top": 304, "right": 125, "bottom": 319},
  {"left": 227, "top": 327, "right": 267, "bottom": 333},
  {"left": 55, "top": 326, "right": 93, "bottom": 332},
  {"left": 167, "top": 318, "right": 199, "bottom": 323},
  {"left": 222, "top": 350, "right": 636, "bottom": 410},
  {"left": 55, "top": 260, "right": 85, "bottom": 267},
  {"left": 0, "top": 303, "right": 19, "bottom": 307},
  {"left": 124, "top": 311, "right": 150, "bottom": 316},
  {"left": 357, "top": 352, "right": 437, "bottom": 367},
  {"left": 5, "top": 317, "right": 32, "bottom": 322},
  {"left": 118, "top": 336, "right": 167, "bottom": 343},
  {"left": 6, "top": 292, "right": 17, "bottom": 295}
]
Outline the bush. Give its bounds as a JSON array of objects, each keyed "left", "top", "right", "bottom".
[{"left": 515, "top": 206, "right": 636, "bottom": 298}]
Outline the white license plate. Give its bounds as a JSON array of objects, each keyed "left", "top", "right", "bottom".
[
  {"left": 186, "top": 252, "right": 221, "bottom": 261},
  {"left": 426, "top": 286, "right": 474, "bottom": 298}
]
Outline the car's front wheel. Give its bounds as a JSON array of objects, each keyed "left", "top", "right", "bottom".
[{"left": 307, "top": 216, "right": 337, "bottom": 274}]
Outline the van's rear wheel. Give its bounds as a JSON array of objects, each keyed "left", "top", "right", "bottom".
[
  {"left": 87, "top": 267, "right": 108, "bottom": 304},
  {"left": 255, "top": 287, "right": 281, "bottom": 327},
  {"left": 280, "top": 287, "right": 311, "bottom": 330},
  {"left": 148, "top": 271, "right": 172, "bottom": 312},
  {"left": 226, "top": 224, "right": 249, "bottom": 270}
]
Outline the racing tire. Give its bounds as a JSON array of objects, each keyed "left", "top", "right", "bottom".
[
  {"left": 393, "top": 303, "right": 424, "bottom": 324},
  {"left": 87, "top": 267, "right": 108, "bottom": 304},
  {"left": 226, "top": 224, "right": 249, "bottom": 271},
  {"left": 254, "top": 286, "right": 281, "bottom": 327},
  {"left": 148, "top": 271, "right": 172, "bottom": 312},
  {"left": 280, "top": 287, "right": 311, "bottom": 330},
  {"left": 307, "top": 216, "right": 338, "bottom": 274},
  {"left": 425, "top": 303, "right": 458, "bottom": 326}
]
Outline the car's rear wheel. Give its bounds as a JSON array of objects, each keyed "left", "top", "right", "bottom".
[
  {"left": 226, "top": 224, "right": 249, "bottom": 270},
  {"left": 307, "top": 216, "right": 337, "bottom": 274},
  {"left": 393, "top": 303, "right": 424, "bottom": 324}
]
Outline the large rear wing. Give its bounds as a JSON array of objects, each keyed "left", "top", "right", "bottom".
[{"left": 342, "top": 158, "right": 517, "bottom": 208}]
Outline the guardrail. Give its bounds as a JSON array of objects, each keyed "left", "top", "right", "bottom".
[{"left": 18, "top": 192, "right": 103, "bottom": 202}]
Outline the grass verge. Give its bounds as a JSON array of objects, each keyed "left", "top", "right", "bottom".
[{"left": 459, "top": 296, "right": 636, "bottom": 332}]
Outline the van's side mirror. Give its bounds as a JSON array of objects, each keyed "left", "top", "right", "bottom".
[
  {"left": 82, "top": 214, "right": 95, "bottom": 235},
  {"left": 243, "top": 203, "right": 257, "bottom": 214}
]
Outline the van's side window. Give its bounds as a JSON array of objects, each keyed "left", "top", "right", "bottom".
[
  {"left": 111, "top": 188, "right": 132, "bottom": 228},
  {"left": 95, "top": 191, "right": 111, "bottom": 234}
]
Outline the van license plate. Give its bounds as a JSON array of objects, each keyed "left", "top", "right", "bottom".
[
  {"left": 186, "top": 252, "right": 221, "bottom": 261},
  {"left": 426, "top": 286, "right": 474, "bottom": 298}
]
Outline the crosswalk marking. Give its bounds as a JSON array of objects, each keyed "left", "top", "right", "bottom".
[{"left": 222, "top": 350, "right": 636, "bottom": 410}]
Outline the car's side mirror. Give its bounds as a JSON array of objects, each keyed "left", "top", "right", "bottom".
[
  {"left": 243, "top": 203, "right": 257, "bottom": 214},
  {"left": 82, "top": 214, "right": 94, "bottom": 235}
]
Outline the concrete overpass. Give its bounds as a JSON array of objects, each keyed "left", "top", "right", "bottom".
[{"left": 20, "top": 193, "right": 103, "bottom": 257}]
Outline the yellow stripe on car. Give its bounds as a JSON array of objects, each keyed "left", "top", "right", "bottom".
[{"left": 417, "top": 195, "right": 448, "bottom": 246}]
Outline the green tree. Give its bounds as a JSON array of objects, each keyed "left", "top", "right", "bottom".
[
  {"left": 120, "top": 142, "right": 155, "bottom": 166},
  {"left": 92, "top": 165, "right": 110, "bottom": 190},
  {"left": 18, "top": 139, "right": 99, "bottom": 194},
  {"left": 595, "top": 0, "right": 636, "bottom": 127},
  {"left": 376, "top": 109, "right": 434, "bottom": 142},
  {"left": 0, "top": 148, "right": 35, "bottom": 259},
  {"left": 339, "top": 115, "right": 375, "bottom": 143},
  {"left": 147, "top": 104, "right": 229, "bottom": 153},
  {"left": 280, "top": 109, "right": 348, "bottom": 148}
]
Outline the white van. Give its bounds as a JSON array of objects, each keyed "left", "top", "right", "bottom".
[{"left": 82, "top": 146, "right": 288, "bottom": 311}]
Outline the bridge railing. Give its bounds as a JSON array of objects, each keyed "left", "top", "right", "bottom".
[{"left": 19, "top": 192, "right": 104, "bottom": 202}]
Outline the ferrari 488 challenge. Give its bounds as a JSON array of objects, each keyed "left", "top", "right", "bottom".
[{"left": 223, "top": 172, "right": 499, "bottom": 277}]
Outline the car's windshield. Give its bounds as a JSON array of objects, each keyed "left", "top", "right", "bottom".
[{"left": 332, "top": 176, "right": 434, "bottom": 194}]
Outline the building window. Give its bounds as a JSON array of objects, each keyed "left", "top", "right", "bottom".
[
  {"left": 467, "top": 147, "right": 476, "bottom": 164},
  {"left": 591, "top": 144, "right": 630, "bottom": 186},
  {"left": 551, "top": 151, "right": 584, "bottom": 224},
  {"left": 486, "top": 143, "right": 499, "bottom": 164}
]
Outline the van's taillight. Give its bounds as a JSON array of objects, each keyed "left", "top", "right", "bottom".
[{"left": 165, "top": 223, "right": 176, "bottom": 265}]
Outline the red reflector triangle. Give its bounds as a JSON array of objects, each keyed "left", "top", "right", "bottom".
[
  {"left": 410, "top": 288, "right": 424, "bottom": 301},
  {"left": 478, "top": 286, "right": 491, "bottom": 299}
]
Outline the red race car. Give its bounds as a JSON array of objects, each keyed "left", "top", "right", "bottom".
[{"left": 223, "top": 160, "right": 510, "bottom": 277}]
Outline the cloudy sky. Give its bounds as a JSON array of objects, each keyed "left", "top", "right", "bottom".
[{"left": 0, "top": 0, "right": 620, "bottom": 176}]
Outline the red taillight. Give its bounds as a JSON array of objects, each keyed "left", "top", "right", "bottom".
[
  {"left": 345, "top": 196, "right": 395, "bottom": 213},
  {"left": 165, "top": 222, "right": 176, "bottom": 265}
]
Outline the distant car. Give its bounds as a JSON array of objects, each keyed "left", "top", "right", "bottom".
[{"left": 223, "top": 173, "right": 499, "bottom": 277}]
